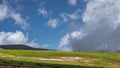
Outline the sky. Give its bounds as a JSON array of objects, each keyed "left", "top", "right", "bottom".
[
  {"left": 0, "top": 0, "right": 120, "bottom": 52},
  {"left": 0, "top": 0, "right": 86, "bottom": 50}
]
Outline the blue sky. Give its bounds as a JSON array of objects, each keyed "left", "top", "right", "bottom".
[
  {"left": 0, "top": 0, "right": 87, "bottom": 50},
  {"left": 1, "top": 0, "right": 120, "bottom": 52}
]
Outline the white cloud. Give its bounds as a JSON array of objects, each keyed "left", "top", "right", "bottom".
[
  {"left": 26, "top": 39, "right": 39, "bottom": 48},
  {"left": 59, "top": 31, "right": 86, "bottom": 48},
  {"left": 47, "top": 19, "right": 59, "bottom": 28},
  {"left": 68, "top": 14, "right": 78, "bottom": 20},
  {"left": 41, "top": 44, "right": 49, "bottom": 48},
  {"left": 68, "top": 0, "right": 77, "bottom": 5},
  {"left": 68, "top": 9, "right": 81, "bottom": 20},
  {"left": 60, "top": 13, "right": 68, "bottom": 22},
  {"left": 59, "top": 34, "right": 70, "bottom": 48},
  {"left": 60, "top": 9, "right": 81, "bottom": 22},
  {"left": 38, "top": 8, "right": 48, "bottom": 17},
  {"left": 0, "top": 2, "right": 8, "bottom": 20},
  {"left": 60, "top": 0, "right": 120, "bottom": 52},
  {"left": 0, "top": 31, "right": 27, "bottom": 44},
  {"left": 0, "top": 0, "right": 28, "bottom": 30},
  {"left": 38, "top": 1, "right": 52, "bottom": 18},
  {"left": 0, "top": 31, "right": 40, "bottom": 48},
  {"left": 10, "top": 13, "right": 29, "bottom": 30}
]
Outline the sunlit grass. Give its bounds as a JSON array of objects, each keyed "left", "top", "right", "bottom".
[{"left": 0, "top": 50, "right": 120, "bottom": 68}]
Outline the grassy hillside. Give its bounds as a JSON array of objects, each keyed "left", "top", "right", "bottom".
[{"left": 0, "top": 50, "right": 120, "bottom": 68}]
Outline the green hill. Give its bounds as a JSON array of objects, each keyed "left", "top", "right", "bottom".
[{"left": 0, "top": 50, "right": 120, "bottom": 68}]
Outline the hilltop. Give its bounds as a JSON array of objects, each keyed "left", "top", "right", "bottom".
[{"left": 0, "top": 44, "right": 49, "bottom": 50}]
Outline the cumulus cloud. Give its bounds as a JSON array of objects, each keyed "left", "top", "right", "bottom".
[
  {"left": 47, "top": 19, "right": 59, "bottom": 28},
  {"left": 0, "top": 0, "right": 28, "bottom": 30},
  {"left": 59, "top": 31, "right": 86, "bottom": 48},
  {"left": 68, "top": 0, "right": 78, "bottom": 5},
  {"left": 60, "top": 0, "right": 120, "bottom": 52},
  {"left": 0, "top": 31, "right": 27, "bottom": 44},
  {"left": 0, "top": 31, "right": 40, "bottom": 48}
]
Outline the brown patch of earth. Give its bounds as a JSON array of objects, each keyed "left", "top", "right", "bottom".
[{"left": 35, "top": 57, "right": 83, "bottom": 63}]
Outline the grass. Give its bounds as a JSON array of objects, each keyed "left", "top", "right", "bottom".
[{"left": 0, "top": 50, "right": 120, "bottom": 68}]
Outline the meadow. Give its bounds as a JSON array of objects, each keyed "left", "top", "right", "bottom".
[{"left": 0, "top": 50, "right": 120, "bottom": 68}]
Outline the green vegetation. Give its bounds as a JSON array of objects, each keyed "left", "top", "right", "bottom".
[{"left": 0, "top": 50, "right": 120, "bottom": 68}]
